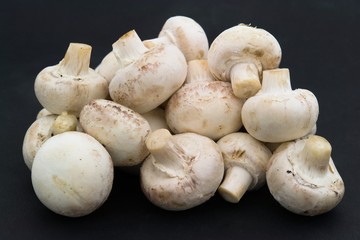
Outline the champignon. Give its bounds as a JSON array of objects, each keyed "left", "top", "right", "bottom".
[
  {"left": 217, "top": 132, "right": 272, "bottom": 203},
  {"left": 23, "top": 115, "right": 57, "bottom": 170},
  {"left": 165, "top": 81, "right": 244, "bottom": 140},
  {"left": 109, "top": 30, "right": 187, "bottom": 114},
  {"left": 241, "top": 68, "right": 319, "bottom": 143},
  {"left": 144, "top": 16, "right": 209, "bottom": 61},
  {"left": 31, "top": 131, "right": 114, "bottom": 217},
  {"left": 266, "top": 135, "right": 345, "bottom": 216},
  {"left": 79, "top": 99, "right": 151, "bottom": 167},
  {"left": 208, "top": 24, "right": 282, "bottom": 99},
  {"left": 34, "top": 43, "right": 108, "bottom": 116},
  {"left": 140, "top": 129, "right": 224, "bottom": 210}
]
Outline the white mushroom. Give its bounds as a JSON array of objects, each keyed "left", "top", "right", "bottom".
[
  {"left": 22, "top": 115, "right": 57, "bottom": 170},
  {"left": 79, "top": 99, "right": 151, "bottom": 167},
  {"left": 31, "top": 131, "right": 114, "bottom": 217},
  {"left": 165, "top": 81, "right": 244, "bottom": 140},
  {"left": 217, "top": 132, "right": 272, "bottom": 203},
  {"left": 34, "top": 43, "right": 108, "bottom": 116},
  {"left": 23, "top": 111, "right": 80, "bottom": 170},
  {"left": 109, "top": 30, "right": 187, "bottom": 113},
  {"left": 208, "top": 24, "right": 282, "bottom": 99},
  {"left": 140, "top": 129, "right": 224, "bottom": 210},
  {"left": 266, "top": 135, "right": 345, "bottom": 216},
  {"left": 241, "top": 68, "right": 319, "bottom": 143},
  {"left": 144, "top": 16, "right": 209, "bottom": 61},
  {"left": 36, "top": 108, "right": 53, "bottom": 119}
]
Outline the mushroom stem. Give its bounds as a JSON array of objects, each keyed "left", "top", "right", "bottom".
[
  {"left": 112, "top": 30, "right": 149, "bottom": 68},
  {"left": 185, "top": 60, "right": 214, "bottom": 84},
  {"left": 145, "top": 129, "right": 186, "bottom": 178},
  {"left": 299, "top": 135, "right": 332, "bottom": 174},
  {"left": 59, "top": 43, "right": 91, "bottom": 76},
  {"left": 230, "top": 63, "right": 261, "bottom": 99},
  {"left": 51, "top": 112, "right": 78, "bottom": 135},
  {"left": 261, "top": 68, "right": 292, "bottom": 94},
  {"left": 218, "top": 166, "right": 253, "bottom": 203}
]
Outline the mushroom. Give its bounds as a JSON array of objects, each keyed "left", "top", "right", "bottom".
[
  {"left": 144, "top": 16, "right": 209, "bottom": 61},
  {"left": 165, "top": 80, "right": 244, "bottom": 140},
  {"left": 217, "top": 132, "right": 272, "bottom": 203},
  {"left": 31, "top": 131, "right": 113, "bottom": 217},
  {"left": 241, "top": 68, "right": 319, "bottom": 143},
  {"left": 109, "top": 30, "right": 187, "bottom": 114},
  {"left": 34, "top": 43, "right": 108, "bottom": 116},
  {"left": 79, "top": 99, "right": 151, "bottom": 167},
  {"left": 207, "top": 24, "right": 282, "bottom": 99},
  {"left": 23, "top": 111, "right": 80, "bottom": 170},
  {"left": 36, "top": 108, "right": 52, "bottom": 119},
  {"left": 140, "top": 129, "right": 224, "bottom": 210},
  {"left": 23, "top": 115, "right": 57, "bottom": 170},
  {"left": 266, "top": 135, "right": 345, "bottom": 216}
]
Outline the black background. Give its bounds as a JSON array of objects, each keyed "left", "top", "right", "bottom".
[{"left": 2, "top": 0, "right": 360, "bottom": 239}]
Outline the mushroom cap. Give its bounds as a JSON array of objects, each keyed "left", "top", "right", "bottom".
[
  {"left": 31, "top": 131, "right": 113, "bottom": 217},
  {"left": 109, "top": 43, "right": 187, "bottom": 114},
  {"left": 79, "top": 99, "right": 151, "bottom": 167},
  {"left": 140, "top": 132, "right": 224, "bottom": 210},
  {"left": 34, "top": 66, "right": 108, "bottom": 116},
  {"left": 207, "top": 24, "right": 281, "bottom": 81},
  {"left": 242, "top": 88, "right": 319, "bottom": 143},
  {"left": 165, "top": 81, "right": 244, "bottom": 140},
  {"left": 158, "top": 16, "right": 209, "bottom": 61},
  {"left": 217, "top": 132, "right": 272, "bottom": 189},
  {"left": 266, "top": 138, "right": 345, "bottom": 216},
  {"left": 36, "top": 108, "right": 53, "bottom": 119},
  {"left": 22, "top": 115, "right": 57, "bottom": 170}
]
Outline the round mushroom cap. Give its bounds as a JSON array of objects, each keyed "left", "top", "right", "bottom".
[
  {"left": 34, "top": 66, "right": 108, "bottom": 116},
  {"left": 80, "top": 99, "right": 151, "bottom": 167},
  {"left": 208, "top": 24, "right": 281, "bottom": 81},
  {"left": 31, "top": 131, "right": 113, "bottom": 217},
  {"left": 217, "top": 132, "right": 272, "bottom": 189},
  {"left": 165, "top": 81, "right": 244, "bottom": 140},
  {"left": 242, "top": 88, "right": 319, "bottom": 143},
  {"left": 140, "top": 132, "right": 224, "bottom": 210},
  {"left": 109, "top": 43, "right": 187, "bottom": 114},
  {"left": 159, "top": 16, "right": 209, "bottom": 61},
  {"left": 266, "top": 139, "right": 345, "bottom": 216}
]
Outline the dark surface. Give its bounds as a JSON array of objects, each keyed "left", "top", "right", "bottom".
[{"left": 1, "top": 0, "right": 360, "bottom": 239}]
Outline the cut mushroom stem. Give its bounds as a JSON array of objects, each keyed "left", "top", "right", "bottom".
[
  {"left": 230, "top": 63, "right": 261, "bottom": 99},
  {"left": 299, "top": 135, "right": 332, "bottom": 175},
  {"left": 59, "top": 43, "right": 91, "bottom": 76},
  {"left": 51, "top": 112, "right": 78, "bottom": 135},
  {"left": 261, "top": 68, "right": 292, "bottom": 93},
  {"left": 218, "top": 166, "right": 252, "bottom": 203},
  {"left": 112, "top": 30, "right": 149, "bottom": 68},
  {"left": 145, "top": 129, "right": 185, "bottom": 178}
]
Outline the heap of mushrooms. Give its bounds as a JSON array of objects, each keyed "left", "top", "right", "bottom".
[{"left": 22, "top": 16, "right": 344, "bottom": 217}]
